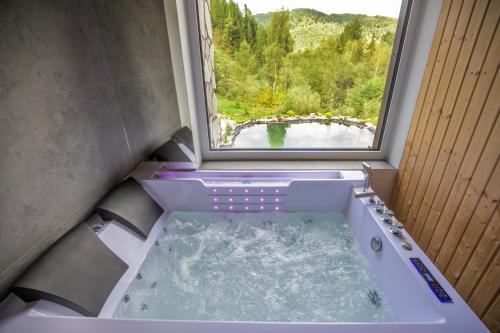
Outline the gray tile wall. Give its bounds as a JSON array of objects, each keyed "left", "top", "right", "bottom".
[{"left": 0, "top": 0, "right": 181, "bottom": 297}]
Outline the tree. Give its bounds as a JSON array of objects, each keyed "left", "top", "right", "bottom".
[
  {"left": 267, "top": 9, "right": 294, "bottom": 53},
  {"left": 210, "top": 0, "right": 227, "bottom": 29},
  {"left": 283, "top": 85, "right": 321, "bottom": 115},
  {"left": 367, "top": 33, "right": 376, "bottom": 56},
  {"left": 338, "top": 16, "right": 363, "bottom": 52},
  {"left": 242, "top": 4, "right": 257, "bottom": 47},
  {"left": 343, "top": 17, "right": 363, "bottom": 40},
  {"left": 346, "top": 76, "right": 385, "bottom": 119},
  {"left": 221, "top": 0, "right": 244, "bottom": 52},
  {"left": 230, "top": 41, "right": 257, "bottom": 101},
  {"left": 352, "top": 40, "right": 365, "bottom": 63},
  {"left": 223, "top": 15, "right": 241, "bottom": 51},
  {"left": 235, "top": 41, "right": 256, "bottom": 75},
  {"left": 255, "top": 26, "right": 268, "bottom": 65},
  {"left": 264, "top": 43, "right": 286, "bottom": 93},
  {"left": 264, "top": 9, "right": 294, "bottom": 93},
  {"left": 382, "top": 31, "right": 395, "bottom": 45}
]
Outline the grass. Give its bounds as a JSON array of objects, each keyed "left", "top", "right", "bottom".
[
  {"left": 216, "top": 94, "right": 279, "bottom": 123},
  {"left": 216, "top": 93, "right": 379, "bottom": 125},
  {"left": 216, "top": 95, "right": 250, "bottom": 123}
]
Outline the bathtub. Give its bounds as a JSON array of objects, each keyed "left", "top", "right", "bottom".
[{"left": 0, "top": 169, "right": 488, "bottom": 333}]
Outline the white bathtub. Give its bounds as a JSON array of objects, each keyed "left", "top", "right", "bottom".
[{"left": 0, "top": 170, "right": 488, "bottom": 333}]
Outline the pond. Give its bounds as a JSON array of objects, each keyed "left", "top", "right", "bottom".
[{"left": 229, "top": 121, "right": 375, "bottom": 149}]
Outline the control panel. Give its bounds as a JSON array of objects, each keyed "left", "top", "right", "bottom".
[{"left": 410, "top": 257, "right": 452, "bottom": 303}]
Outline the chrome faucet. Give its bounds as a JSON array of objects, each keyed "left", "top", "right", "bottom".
[
  {"left": 354, "top": 162, "right": 376, "bottom": 199},
  {"left": 362, "top": 162, "right": 371, "bottom": 192}
]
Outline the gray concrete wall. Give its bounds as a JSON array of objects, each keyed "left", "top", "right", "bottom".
[{"left": 0, "top": 0, "right": 181, "bottom": 297}]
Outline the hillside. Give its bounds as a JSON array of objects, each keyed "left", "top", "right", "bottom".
[{"left": 255, "top": 9, "right": 398, "bottom": 51}]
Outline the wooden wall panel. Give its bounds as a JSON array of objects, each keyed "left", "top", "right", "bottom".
[{"left": 390, "top": 0, "right": 500, "bottom": 330}]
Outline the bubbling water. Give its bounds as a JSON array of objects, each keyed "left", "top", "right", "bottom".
[{"left": 114, "top": 212, "right": 394, "bottom": 322}]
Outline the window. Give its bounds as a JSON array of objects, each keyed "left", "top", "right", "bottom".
[{"left": 194, "top": 0, "right": 411, "bottom": 157}]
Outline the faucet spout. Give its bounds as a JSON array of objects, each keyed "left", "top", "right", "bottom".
[
  {"left": 354, "top": 189, "right": 376, "bottom": 199},
  {"left": 362, "top": 162, "right": 372, "bottom": 192},
  {"left": 354, "top": 162, "right": 376, "bottom": 199}
]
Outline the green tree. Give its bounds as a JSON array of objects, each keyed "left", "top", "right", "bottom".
[
  {"left": 338, "top": 16, "right": 363, "bottom": 52},
  {"left": 210, "top": 0, "right": 227, "bottom": 29},
  {"left": 242, "top": 4, "right": 257, "bottom": 47},
  {"left": 264, "top": 43, "right": 286, "bottom": 93},
  {"left": 367, "top": 33, "right": 376, "bottom": 56},
  {"left": 346, "top": 76, "right": 385, "bottom": 119},
  {"left": 382, "top": 31, "right": 395, "bottom": 45},
  {"left": 229, "top": 41, "right": 258, "bottom": 101},
  {"left": 214, "top": 48, "right": 231, "bottom": 96},
  {"left": 268, "top": 9, "right": 294, "bottom": 53},
  {"left": 352, "top": 40, "right": 365, "bottom": 63},
  {"left": 284, "top": 85, "right": 321, "bottom": 115},
  {"left": 221, "top": 1, "right": 245, "bottom": 52},
  {"left": 223, "top": 15, "right": 241, "bottom": 51},
  {"left": 255, "top": 26, "right": 268, "bottom": 65},
  {"left": 235, "top": 41, "right": 256, "bottom": 74},
  {"left": 265, "top": 9, "right": 294, "bottom": 93}
]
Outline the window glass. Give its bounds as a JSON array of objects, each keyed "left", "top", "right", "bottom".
[{"left": 200, "top": 0, "right": 406, "bottom": 150}]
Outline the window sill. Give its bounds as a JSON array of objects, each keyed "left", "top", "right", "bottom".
[{"left": 199, "top": 160, "right": 395, "bottom": 171}]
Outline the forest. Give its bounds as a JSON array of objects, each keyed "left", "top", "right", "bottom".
[{"left": 210, "top": 0, "right": 398, "bottom": 126}]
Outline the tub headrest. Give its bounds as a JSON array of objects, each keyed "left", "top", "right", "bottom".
[
  {"left": 96, "top": 178, "right": 163, "bottom": 239},
  {"left": 151, "top": 126, "right": 194, "bottom": 162},
  {"left": 11, "top": 224, "right": 128, "bottom": 317},
  {"left": 152, "top": 140, "right": 193, "bottom": 162},
  {"left": 173, "top": 126, "right": 194, "bottom": 151}
]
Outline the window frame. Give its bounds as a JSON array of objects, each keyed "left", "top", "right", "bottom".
[{"left": 183, "top": 0, "right": 414, "bottom": 161}]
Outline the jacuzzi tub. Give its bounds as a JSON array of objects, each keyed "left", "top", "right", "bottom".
[{"left": 0, "top": 170, "right": 488, "bottom": 333}]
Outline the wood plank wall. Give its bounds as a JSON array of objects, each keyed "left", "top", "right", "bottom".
[{"left": 389, "top": 0, "right": 500, "bottom": 330}]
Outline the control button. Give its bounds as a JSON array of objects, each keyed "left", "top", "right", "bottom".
[{"left": 410, "top": 257, "right": 453, "bottom": 303}]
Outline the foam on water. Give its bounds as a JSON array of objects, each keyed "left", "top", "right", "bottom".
[{"left": 114, "top": 212, "right": 394, "bottom": 322}]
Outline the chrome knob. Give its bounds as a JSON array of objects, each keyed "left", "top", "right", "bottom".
[
  {"left": 370, "top": 236, "right": 383, "bottom": 252},
  {"left": 391, "top": 221, "right": 404, "bottom": 236},
  {"left": 401, "top": 240, "right": 412, "bottom": 251},
  {"left": 381, "top": 213, "right": 394, "bottom": 224},
  {"left": 383, "top": 208, "right": 394, "bottom": 216},
  {"left": 374, "top": 201, "right": 385, "bottom": 213}
]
